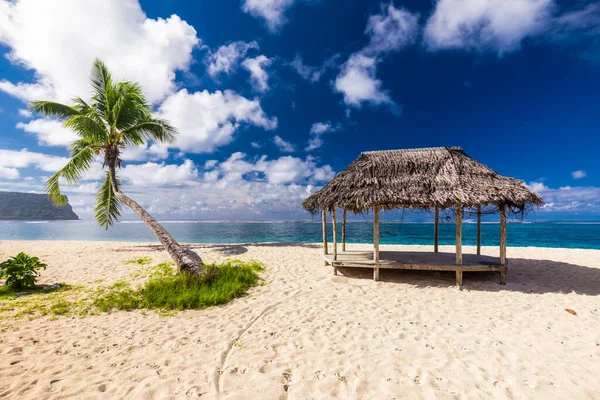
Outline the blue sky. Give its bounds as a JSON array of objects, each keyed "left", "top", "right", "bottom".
[{"left": 0, "top": 0, "right": 599, "bottom": 221}]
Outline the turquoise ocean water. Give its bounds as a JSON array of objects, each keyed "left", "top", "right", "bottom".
[{"left": 0, "top": 221, "right": 599, "bottom": 250}]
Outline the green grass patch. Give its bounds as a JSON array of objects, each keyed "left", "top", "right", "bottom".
[
  {"left": 94, "top": 259, "right": 264, "bottom": 311},
  {"left": 124, "top": 257, "right": 152, "bottom": 266}
]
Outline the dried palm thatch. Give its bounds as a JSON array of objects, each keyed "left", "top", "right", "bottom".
[{"left": 302, "top": 146, "right": 543, "bottom": 215}]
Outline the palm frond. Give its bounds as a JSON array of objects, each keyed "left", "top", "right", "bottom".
[
  {"left": 120, "top": 118, "right": 178, "bottom": 145},
  {"left": 95, "top": 171, "right": 122, "bottom": 229},
  {"left": 29, "top": 101, "right": 79, "bottom": 118},
  {"left": 90, "top": 58, "right": 113, "bottom": 119},
  {"left": 44, "top": 140, "right": 96, "bottom": 206},
  {"left": 64, "top": 114, "right": 108, "bottom": 143}
]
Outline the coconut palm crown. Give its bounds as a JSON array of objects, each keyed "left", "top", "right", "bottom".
[{"left": 30, "top": 58, "right": 205, "bottom": 275}]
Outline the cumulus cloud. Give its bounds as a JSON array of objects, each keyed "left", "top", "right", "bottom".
[
  {"left": 205, "top": 40, "right": 259, "bottom": 78},
  {"left": 241, "top": 0, "right": 295, "bottom": 32},
  {"left": 16, "top": 119, "right": 78, "bottom": 147},
  {"left": 121, "top": 159, "right": 198, "bottom": 186},
  {"left": 207, "top": 152, "right": 334, "bottom": 186},
  {"left": 18, "top": 109, "right": 32, "bottom": 118},
  {"left": 273, "top": 135, "right": 295, "bottom": 153},
  {"left": 0, "top": 148, "right": 68, "bottom": 172},
  {"left": 157, "top": 89, "right": 278, "bottom": 154},
  {"left": 572, "top": 170, "right": 586, "bottom": 179},
  {"left": 424, "top": 0, "right": 553, "bottom": 54},
  {"left": 527, "top": 181, "right": 600, "bottom": 212},
  {"left": 241, "top": 55, "right": 272, "bottom": 93},
  {"left": 0, "top": 166, "right": 20, "bottom": 180},
  {"left": 0, "top": 0, "right": 199, "bottom": 103},
  {"left": 335, "top": 54, "right": 397, "bottom": 110},
  {"left": 334, "top": 4, "right": 418, "bottom": 111},
  {"left": 306, "top": 121, "right": 340, "bottom": 151}
]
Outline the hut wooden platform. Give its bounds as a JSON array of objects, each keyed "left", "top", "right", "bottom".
[
  {"left": 303, "top": 146, "right": 542, "bottom": 286},
  {"left": 325, "top": 250, "right": 506, "bottom": 285}
]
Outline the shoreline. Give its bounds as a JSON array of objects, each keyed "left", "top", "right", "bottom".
[
  {"left": 1, "top": 241, "right": 599, "bottom": 399},
  {"left": 2, "top": 239, "right": 599, "bottom": 251}
]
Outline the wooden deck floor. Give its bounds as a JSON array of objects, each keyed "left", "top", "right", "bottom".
[{"left": 324, "top": 250, "right": 506, "bottom": 285}]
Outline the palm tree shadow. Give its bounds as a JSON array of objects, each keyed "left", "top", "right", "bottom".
[
  {"left": 186, "top": 242, "right": 321, "bottom": 257},
  {"left": 338, "top": 258, "right": 600, "bottom": 295}
]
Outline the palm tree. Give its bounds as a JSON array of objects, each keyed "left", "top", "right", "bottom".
[{"left": 30, "top": 59, "right": 205, "bottom": 276}]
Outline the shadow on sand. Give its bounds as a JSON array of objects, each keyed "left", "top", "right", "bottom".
[
  {"left": 338, "top": 258, "right": 600, "bottom": 296},
  {"left": 117, "top": 242, "right": 320, "bottom": 258}
]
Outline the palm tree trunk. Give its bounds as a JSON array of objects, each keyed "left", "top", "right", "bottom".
[{"left": 108, "top": 165, "right": 205, "bottom": 276}]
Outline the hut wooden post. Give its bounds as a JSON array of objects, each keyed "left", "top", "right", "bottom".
[
  {"left": 455, "top": 203, "right": 463, "bottom": 285},
  {"left": 342, "top": 209, "right": 347, "bottom": 252},
  {"left": 332, "top": 209, "right": 338, "bottom": 263},
  {"left": 476, "top": 205, "right": 482, "bottom": 255},
  {"left": 373, "top": 206, "right": 380, "bottom": 281},
  {"left": 322, "top": 210, "right": 328, "bottom": 256},
  {"left": 434, "top": 205, "right": 439, "bottom": 253},
  {"left": 455, "top": 202, "right": 463, "bottom": 261},
  {"left": 499, "top": 204, "right": 507, "bottom": 284}
]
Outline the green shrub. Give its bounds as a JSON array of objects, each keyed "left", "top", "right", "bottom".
[
  {"left": 0, "top": 252, "right": 47, "bottom": 290},
  {"left": 93, "top": 259, "right": 264, "bottom": 312}
]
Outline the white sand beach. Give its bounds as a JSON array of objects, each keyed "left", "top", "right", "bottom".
[{"left": 0, "top": 240, "right": 599, "bottom": 399}]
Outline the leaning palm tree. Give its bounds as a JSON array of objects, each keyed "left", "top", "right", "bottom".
[{"left": 30, "top": 59, "right": 205, "bottom": 276}]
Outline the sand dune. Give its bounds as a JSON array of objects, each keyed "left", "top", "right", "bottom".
[{"left": 0, "top": 241, "right": 599, "bottom": 399}]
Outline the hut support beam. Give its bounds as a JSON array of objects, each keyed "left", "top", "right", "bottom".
[
  {"left": 500, "top": 205, "right": 507, "bottom": 285},
  {"left": 477, "top": 206, "right": 482, "bottom": 255},
  {"left": 456, "top": 203, "right": 463, "bottom": 268},
  {"left": 373, "top": 206, "right": 380, "bottom": 281},
  {"left": 322, "top": 210, "right": 328, "bottom": 255},
  {"left": 342, "top": 209, "right": 347, "bottom": 252},
  {"left": 332, "top": 209, "right": 338, "bottom": 263},
  {"left": 434, "top": 205, "right": 439, "bottom": 253},
  {"left": 322, "top": 210, "right": 329, "bottom": 269}
]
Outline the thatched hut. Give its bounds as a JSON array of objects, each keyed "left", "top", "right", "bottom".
[{"left": 302, "top": 146, "right": 542, "bottom": 285}]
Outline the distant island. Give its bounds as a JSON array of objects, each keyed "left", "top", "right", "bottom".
[{"left": 0, "top": 191, "right": 79, "bottom": 221}]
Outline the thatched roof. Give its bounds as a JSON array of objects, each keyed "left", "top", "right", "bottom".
[{"left": 303, "top": 146, "right": 543, "bottom": 214}]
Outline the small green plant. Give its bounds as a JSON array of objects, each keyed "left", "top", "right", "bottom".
[
  {"left": 124, "top": 257, "right": 152, "bottom": 266},
  {"left": 0, "top": 252, "right": 47, "bottom": 290}
]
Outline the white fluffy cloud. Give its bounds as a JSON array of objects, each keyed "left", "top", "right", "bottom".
[
  {"left": 205, "top": 152, "right": 334, "bottom": 186},
  {"left": 205, "top": 40, "right": 259, "bottom": 77},
  {"left": 0, "top": 148, "right": 68, "bottom": 172},
  {"left": 242, "top": 55, "right": 272, "bottom": 93},
  {"left": 273, "top": 135, "right": 295, "bottom": 153},
  {"left": 290, "top": 55, "right": 323, "bottom": 82},
  {"left": 16, "top": 119, "right": 78, "bottom": 147},
  {"left": 424, "top": 0, "right": 552, "bottom": 53},
  {"left": 572, "top": 170, "right": 586, "bottom": 179},
  {"left": 363, "top": 3, "right": 420, "bottom": 55},
  {"left": 335, "top": 54, "right": 395, "bottom": 108},
  {"left": 334, "top": 5, "right": 418, "bottom": 111},
  {"left": 121, "top": 159, "right": 198, "bottom": 186},
  {"left": 0, "top": 0, "right": 199, "bottom": 103},
  {"left": 157, "top": 89, "right": 278, "bottom": 154},
  {"left": 241, "top": 0, "right": 295, "bottom": 32},
  {"left": 306, "top": 121, "right": 340, "bottom": 151},
  {"left": 527, "top": 181, "right": 600, "bottom": 212},
  {"left": 0, "top": 166, "right": 20, "bottom": 179}
]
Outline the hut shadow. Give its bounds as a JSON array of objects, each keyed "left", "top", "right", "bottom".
[{"left": 338, "top": 257, "right": 600, "bottom": 296}]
